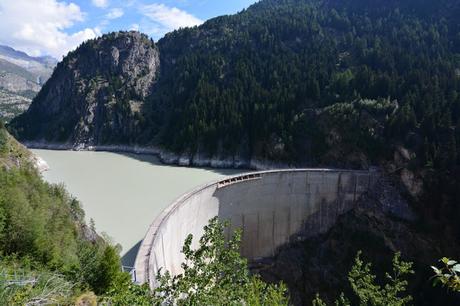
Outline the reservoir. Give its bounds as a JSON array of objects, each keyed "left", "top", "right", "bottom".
[{"left": 31, "top": 149, "right": 242, "bottom": 265}]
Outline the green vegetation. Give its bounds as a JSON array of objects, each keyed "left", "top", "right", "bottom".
[
  {"left": 0, "top": 124, "right": 289, "bottom": 304},
  {"left": 314, "top": 252, "right": 414, "bottom": 306},
  {"left": 0, "top": 125, "right": 127, "bottom": 303},
  {"left": 5, "top": 0, "right": 460, "bottom": 303},
  {"left": 0, "top": 257, "right": 74, "bottom": 305},
  {"left": 152, "top": 0, "right": 459, "bottom": 167},
  {"left": 105, "top": 218, "right": 289, "bottom": 305},
  {"left": 9, "top": 1, "right": 460, "bottom": 236},
  {"left": 153, "top": 217, "right": 288, "bottom": 305},
  {"left": 0, "top": 158, "right": 121, "bottom": 291},
  {"left": 432, "top": 257, "right": 460, "bottom": 292}
]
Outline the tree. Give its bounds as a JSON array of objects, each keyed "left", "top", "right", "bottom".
[
  {"left": 431, "top": 257, "right": 460, "bottom": 292},
  {"left": 153, "top": 217, "right": 289, "bottom": 305},
  {"left": 314, "top": 252, "right": 414, "bottom": 305},
  {"left": 103, "top": 273, "right": 153, "bottom": 306}
]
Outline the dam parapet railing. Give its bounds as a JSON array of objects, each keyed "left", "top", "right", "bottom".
[{"left": 134, "top": 169, "right": 380, "bottom": 288}]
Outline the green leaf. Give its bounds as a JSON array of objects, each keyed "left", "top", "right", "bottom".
[
  {"left": 447, "top": 260, "right": 457, "bottom": 266},
  {"left": 452, "top": 264, "right": 460, "bottom": 273},
  {"left": 431, "top": 266, "right": 441, "bottom": 274}
]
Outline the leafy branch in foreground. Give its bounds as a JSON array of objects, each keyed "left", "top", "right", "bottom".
[
  {"left": 314, "top": 251, "right": 414, "bottom": 306},
  {"left": 431, "top": 257, "right": 460, "bottom": 292},
  {"left": 153, "top": 217, "right": 289, "bottom": 306}
]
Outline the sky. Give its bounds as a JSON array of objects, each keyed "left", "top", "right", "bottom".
[{"left": 0, "top": 0, "right": 257, "bottom": 59}]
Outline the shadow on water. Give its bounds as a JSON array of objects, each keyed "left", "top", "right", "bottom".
[
  {"left": 122, "top": 240, "right": 142, "bottom": 267},
  {"left": 112, "top": 151, "right": 245, "bottom": 176}
]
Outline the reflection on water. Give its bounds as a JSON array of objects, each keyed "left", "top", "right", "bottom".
[{"left": 32, "top": 149, "right": 241, "bottom": 265}]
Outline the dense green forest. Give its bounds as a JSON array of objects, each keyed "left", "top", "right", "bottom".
[
  {"left": 12, "top": 0, "right": 460, "bottom": 170},
  {"left": 149, "top": 0, "right": 459, "bottom": 166},
  {"left": 7, "top": 0, "right": 460, "bottom": 303},
  {"left": 145, "top": 0, "right": 460, "bottom": 242}
]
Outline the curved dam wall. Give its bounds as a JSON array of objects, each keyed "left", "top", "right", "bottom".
[{"left": 135, "top": 169, "right": 380, "bottom": 288}]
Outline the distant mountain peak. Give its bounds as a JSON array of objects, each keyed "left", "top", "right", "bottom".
[
  {"left": 0, "top": 44, "right": 58, "bottom": 121},
  {"left": 0, "top": 45, "right": 57, "bottom": 66}
]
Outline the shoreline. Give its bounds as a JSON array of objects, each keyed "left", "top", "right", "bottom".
[{"left": 24, "top": 141, "right": 291, "bottom": 171}]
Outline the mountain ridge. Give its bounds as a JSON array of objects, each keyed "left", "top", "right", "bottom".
[
  {"left": 6, "top": 0, "right": 460, "bottom": 303},
  {"left": 0, "top": 44, "right": 57, "bottom": 121},
  {"left": 11, "top": 31, "right": 159, "bottom": 144}
]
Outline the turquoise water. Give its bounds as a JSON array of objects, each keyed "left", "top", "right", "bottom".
[{"left": 32, "top": 149, "right": 241, "bottom": 262}]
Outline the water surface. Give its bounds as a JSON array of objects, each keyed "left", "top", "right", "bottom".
[{"left": 31, "top": 149, "right": 241, "bottom": 264}]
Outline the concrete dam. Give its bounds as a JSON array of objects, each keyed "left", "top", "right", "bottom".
[{"left": 135, "top": 169, "right": 380, "bottom": 288}]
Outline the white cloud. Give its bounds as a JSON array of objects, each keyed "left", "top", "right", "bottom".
[
  {"left": 92, "top": 0, "right": 109, "bottom": 8},
  {"left": 0, "top": 0, "right": 99, "bottom": 59},
  {"left": 142, "top": 3, "right": 203, "bottom": 33},
  {"left": 106, "top": 8, "right": 124, "bottom": 20},
  {"left": 130, "top": 23, "right": 140, "bottom": 31}
]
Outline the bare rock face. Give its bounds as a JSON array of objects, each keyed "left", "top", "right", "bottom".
[
  {"left": 10, "top": 31, "right": 160, "bottom": 146},
  {"left": 0, "top": 71, "right": 41, "bottom": 93},
  {"left": 258, "top": 178, "right": 459, "bottom": 306}
]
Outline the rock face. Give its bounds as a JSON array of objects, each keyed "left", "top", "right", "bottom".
[
  {"left": 0, "top": 44, "right": 56, "bottom": 92},
  {"left": 10, "top": 31, "right": 159, "bottom": 146},
  {"left": 0, "top": 45, "right": 57, "bottom": 121},
  {"left": 0, "top": 65, "right": 41, "bottom": 93},
  {"left": 257, "top": 178, "right": 460, "bottom": 306},
  {"left": 0, "top": 90, "right": 32, "bottom": 121}
]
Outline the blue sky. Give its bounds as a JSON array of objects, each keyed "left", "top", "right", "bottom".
[
  {"left": 0, "top": 0, "right": 257, "bottom": 59},
  {"left": 72, "top": 0, "right": 257, "bottom": 36}
]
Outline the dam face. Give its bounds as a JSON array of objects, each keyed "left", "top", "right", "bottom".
[{"left": 135, "top": 169, "right": 380, "bottom": 288}]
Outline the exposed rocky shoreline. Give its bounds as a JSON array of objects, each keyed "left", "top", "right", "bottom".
[{"left": 23, "top": 141, "right": 292, "bottom": 171}]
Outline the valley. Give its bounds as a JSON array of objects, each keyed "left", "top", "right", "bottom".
[
  {"left": 0, "top": 45, "right": 56, "bottom": 121},
  {"left": 1, "top": 0, "right": 460, "bottom": 304},
  {"left": 32, "top": 149, "right": 241, "bottom": 263}
]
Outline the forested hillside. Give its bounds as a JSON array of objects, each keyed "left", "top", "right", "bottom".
[
  {"left": 12, "top": 0, "right": 460, "bottom": 170},
  {"left": 150, "top": 0, "right": 460, "bottom": 264},
  {"left": 0, "top": 122, "right": 127, "bottom": 304},
  {"left": 7, "top": 0, "right": 460, "bottom": 303},
  {"left": 151, "top": 0, "right": 460, "bottom": 165}
]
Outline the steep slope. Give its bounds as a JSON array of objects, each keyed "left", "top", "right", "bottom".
[
  {"left": 152, "top": 0, "right": 459, "bottom": 165},
  {"left": 0, "top": 89, "right": 32, "bottom": 122},
  {"left": 0, "top": 123, "right": 127, "bottom": 302},
  {"left": 0, "top": 44, "right": 56, "bottom": 85},
  {"left": 0, "top": 45, "right": 57, "bottom": 121},
  {"left": 11, "top": 31, "right": 159, "bottom": 145},
  {"left": 9, "top": 0, "right": 460, "bottom": 243},
  {"left": 258, "top": 179, "right": 460, "bottom": 305},
  {"left": 7, "top": 0, "right": 460, "bottom": 301},
  {"left": 12, "top": 0, "right": 460, "bottom": 167}
]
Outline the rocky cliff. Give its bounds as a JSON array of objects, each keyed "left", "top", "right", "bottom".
[
  {"left": 255, "top": 176, "right": 460, "bottom": 305},
  {"left": 10, "top": 31, "right": 159, "bottom": 145},
  {"left": 5, "top": 1, "right": 460, "bottom": 300}
]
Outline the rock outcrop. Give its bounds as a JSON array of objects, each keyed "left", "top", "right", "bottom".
[
  {"left": 10, "top": 31, "right": 159, "bottom": 145},
  {"left": 257, "top": 177, "right": 460, "bottom": 305}
]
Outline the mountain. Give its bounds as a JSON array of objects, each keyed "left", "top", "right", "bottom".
[
  {"left": 10, "top": 32, "right": 159, "bottom": 143},
  {"left": 8, "top": 0, "right": 460, "bottom": 302},
  {"left": 0, "top": 44, "right": 57, "bottom": 84},
  {"left": 0, "top": 45, "right": 57, "bottom": 121},
  {"left": 11, "top": 0, "right": 460, "bottom": 166}
]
